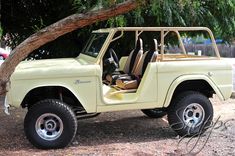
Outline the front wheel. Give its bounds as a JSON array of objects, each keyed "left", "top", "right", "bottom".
[
  {"left": 24, "top": 99, "right": 77, "bottom": 149},
  {"left": 167, "top": 91, "right": 213, "bottom": 136}
]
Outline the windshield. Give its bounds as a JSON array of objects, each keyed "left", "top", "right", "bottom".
[{"left": 82, "top": 33, "right": 109, "bottom": 57}]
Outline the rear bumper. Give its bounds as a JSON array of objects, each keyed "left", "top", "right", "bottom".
[{"left": 231, "top": 92, "right": 235, "bottom": 99}]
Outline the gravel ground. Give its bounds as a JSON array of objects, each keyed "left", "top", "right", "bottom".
[{"left": 0, "top": 96, "right": 234, "bottom": 156}]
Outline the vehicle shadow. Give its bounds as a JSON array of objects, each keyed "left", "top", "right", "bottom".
[
  {"left": 0, "top": 108, "right": 176, "bottom": 151},
  {"left": 74, "top": 111, "right": 176, "bottom": 147}
]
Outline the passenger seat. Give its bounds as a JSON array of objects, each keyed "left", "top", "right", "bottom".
[{"left": 116, "top": 39, "right": 158, "bottom": 90}]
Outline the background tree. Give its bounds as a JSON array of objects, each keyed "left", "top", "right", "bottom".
[
  {"left": 0, "top": 0, "right": 235, "bottom": 94},
  {"left": 2, "top": 0, "right": 235, "bottom": 59}
]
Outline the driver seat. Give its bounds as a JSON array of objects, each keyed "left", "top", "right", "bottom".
[{"left": 106, "top": 38, "right": 144, "bottom": 84}]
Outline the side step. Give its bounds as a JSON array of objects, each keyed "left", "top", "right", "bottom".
[
  {"left": 72, "top": 106, "right": 100, "bottom": 120},
  {"left": 77, "top": 113, "right": 100, "bottom": 120}
]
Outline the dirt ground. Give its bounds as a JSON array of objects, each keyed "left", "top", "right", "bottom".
[{"left": 0, "top": 96, "right": 234, "bottom": 156}]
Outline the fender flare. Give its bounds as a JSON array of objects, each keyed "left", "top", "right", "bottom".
[{"left": 163, "top": 74, "right": 224, "bottom": 107}]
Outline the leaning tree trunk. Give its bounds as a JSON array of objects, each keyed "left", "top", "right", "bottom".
[{"left": 0, "top": 0, "right": 139, "bottom": 94}]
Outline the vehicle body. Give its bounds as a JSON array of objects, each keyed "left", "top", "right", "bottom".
[{"left": 5, "top": 27, "right": 233, "bottom": 149}]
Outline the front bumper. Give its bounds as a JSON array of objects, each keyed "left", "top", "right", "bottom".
[{"left": 4, "top": 96, "right": 10, "bottom": 115}]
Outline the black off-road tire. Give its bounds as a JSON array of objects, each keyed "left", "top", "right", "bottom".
[
  {"left": 167, "top": 91, "right": 213, "bottom": 136},
  {"left": 24, "top": 99, "right": 77, "bottom": 149},
  {"left": 141, "top": 109, "right": 167, "bottom": 118}
]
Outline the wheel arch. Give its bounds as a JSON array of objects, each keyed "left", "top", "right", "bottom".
[
  {"left": 163, "top": 75, "right": 224, "bottom": 108},
  {"left": 21, "top": 85, "right": 86, "bottom": 110}
]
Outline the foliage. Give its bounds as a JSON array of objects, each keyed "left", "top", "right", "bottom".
[
  {"left": 0, "top": 24, "right": 3, "bottom": 38},
  {"left": 1, "top": 0, "right": 235, "bottom": 59},
  {"left": 131, "top": 0, "right": 235, "bottom": 41}
]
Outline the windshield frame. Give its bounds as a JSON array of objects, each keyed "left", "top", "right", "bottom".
[{"left": 81, "top": 32, "right": 109, "bottom": 58}]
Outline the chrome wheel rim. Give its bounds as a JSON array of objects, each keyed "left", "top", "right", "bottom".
[
  {"left": 183, "top": 103, "right": 205, "bottom": 128},
  {"left": 35, "top": 113, "right": 63, "bottom": 141}
]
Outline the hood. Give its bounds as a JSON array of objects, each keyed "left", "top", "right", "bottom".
[
  {"left": 16, "top": 58, "right": 82, "bottom": 70},
  {"left": 12, "top": 58, "right": 98, "bottom": 80}
]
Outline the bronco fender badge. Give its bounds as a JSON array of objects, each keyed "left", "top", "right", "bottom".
[{"left": 75, "top": 80, "right": 91, "bottom": 84}]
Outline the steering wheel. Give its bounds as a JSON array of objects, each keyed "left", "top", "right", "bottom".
[
  {"left": 108, "top": 48, "right": 119, "bottom": 68},
  {"left": 103, "top": 49, "right": 119, "bottom": 76}
]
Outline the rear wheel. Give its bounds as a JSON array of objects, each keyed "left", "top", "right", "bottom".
[
  {"left": 24, "top": 99, "right": 77, "bottom": 149},
  {"left": 141, "top": 108, "right": 167, "bottom": 118},
  {"left": 167, "top": 91, "right": 213, "bottom": 136}
]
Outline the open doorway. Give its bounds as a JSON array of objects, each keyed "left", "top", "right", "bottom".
[{"left": 101, "top": 30, "right": 160, "bottom": 103}]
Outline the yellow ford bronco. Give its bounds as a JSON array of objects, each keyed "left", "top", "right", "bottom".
[{"left": 5, "top": 27, "right": 232, "bottom": 149}]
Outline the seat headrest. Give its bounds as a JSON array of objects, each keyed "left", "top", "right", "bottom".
[
  {"left": 153, "top": 39, "right": 158, "bottom": 51},
  {"left": 149, "top": 40, "right": 155, "bottom": 51},
  {"left": 149, "top": 39, "right": 158, "bottom": 51},
  {"left": 136, "top": 38, "right": 143, "bottom": 50}
]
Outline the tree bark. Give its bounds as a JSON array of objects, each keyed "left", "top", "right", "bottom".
[{"left": 0, "top": 0, "right": 139, "bottom": 94}]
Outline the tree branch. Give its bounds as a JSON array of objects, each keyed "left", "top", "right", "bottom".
[{"left": 0, "top": 0, "right": 139, "bottom": 94}]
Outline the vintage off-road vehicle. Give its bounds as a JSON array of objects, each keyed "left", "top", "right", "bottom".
[{"left": 5, "top": 27, "right": 232, "bottom": 149}]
